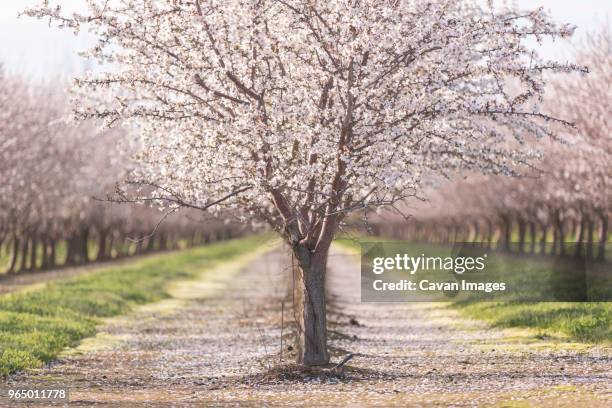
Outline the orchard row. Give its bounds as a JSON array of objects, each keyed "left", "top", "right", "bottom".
[
  {"left": 0, "top": 73, "right": 240, "bottom": 274},
  {"left": 372, "top": 32, "right": 610, "bottom": 261}
]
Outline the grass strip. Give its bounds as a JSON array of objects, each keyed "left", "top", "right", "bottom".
[
  {"left": 0, "top": 235, "right": 270, "bottom": 377},
  {"left": 334, "top": 238, "right": 611, "bottom": 344}
]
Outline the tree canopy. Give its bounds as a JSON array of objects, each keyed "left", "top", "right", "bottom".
[{"left": 25, "top": 0, "right": 584, "bottom": 249}]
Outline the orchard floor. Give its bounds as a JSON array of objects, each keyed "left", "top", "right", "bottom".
[{"left": 6, "top": 245, "right": 612, "bottom": 407}]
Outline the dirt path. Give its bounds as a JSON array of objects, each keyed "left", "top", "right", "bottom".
[{"left": 6, "top": 245, "right": 612, "bottom": 407}]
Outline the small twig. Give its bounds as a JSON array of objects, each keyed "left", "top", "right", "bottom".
[
  {"left": 241, "top": 298, "right": 271, "bottom": 370},
  {"left": 335, "top": 353, "right": 354, "bottom": 369},
  {"left": 254, "top": 319, "right": 272, "bottom": 370},
  {"left": 125, "top": 207, "right": 178, "bottom": 243},
  {"left": 279, "top": 297, "right": 285, "bottom": 364}
]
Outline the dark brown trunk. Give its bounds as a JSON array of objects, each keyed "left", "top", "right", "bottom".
[
  {"left": 292, "top": 243, "right": 330, "bottom": 366},
  {"left": 65, "top": 236, "right": 77, "bottom": 266},
  {"left": 97, "top": 230, "right": 108, "bottom": 261},
  {"left": 597, "top": 216, "right": 608, "bottom": 261},
  {"left": 486, "top": 219, "right": 493, "bottom": 249},
  {"left": 518, "top": 220, "right": 526, "bottom": 253},
  {"left": 40, "top": 237, "right": 49, "bottom": 270},
  {"left": 552, "top": 224, "right": 558, "bottom": 255},
  {"left": 497, "top": 217, "right": 511, "bottom": 252},
  {"left": 29, "top": 235, "right": 38, "bottom": 271},
  {"left": 529, "top": 222, "right": 536, "bottom": 254},
  {"left": 79, "top": 228, "right": 90, "bottom": 263},
  {"left": 586, "top": 218, "right": 594, "bottom": 259},
  {"left": 49, "top": 239, "right": 57, "bottom": 268},
  {"left": 575, "top": 216, "right": 585, "bottom": 258},
  {"left": 540, "top": 225, "right": 548, "bottom": 255},
  {"left": 555, "top": 211, "right": 566, "bottom": 255},
  {"left": 7, "top": 236, "right": 19, "bottom": 274},
  {"left": 19, "top": 237, "right": 29, "bottom": 272}
]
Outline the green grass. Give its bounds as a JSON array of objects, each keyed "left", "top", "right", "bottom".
[
  {"left": 0, "top": 235, "right": 268, "bottom": 377},
  {"left": 455, "top": 301, "right": 611, "bottom": 343},
  {"left": 448, "top": 251, "right": 612, "bottom": 343},
  {"left": 335, "top": 237, "right": 612, "bottom": 344}
]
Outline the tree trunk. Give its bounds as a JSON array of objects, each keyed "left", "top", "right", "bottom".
[
  {"left": 597, "top": 215, "right": 608, "bottom": 261},
  {"left": 552, "top": 224, "right": 558, "bottom": 255},
  {"left": 517, "top": 219, "right": 526, "bottom": 253},
  {"left": 29, "top": 234, "right": 38, "bottom": 271},
  {"left": 539, "top": 225, "right": 548, "bottom": 255},
  {"left": 497, "top": 217, "right": 511, "bottom": 252},
  {"left": 7, "top": 236, "right": 19, "bottom": 274},
  {"left": 65, "top": 236, "right": 77, "bottom": 266},
  {"left": 40, "top": 237, "right": 49, "bottom": 270},
  {"left": 97, "top": 230, "right": 108, "bottom": 261},
  {"left": 586, "top": 218, "right": 594, "bottom": 259},
  {"left": 19, "top": 237, "right": 29, "bottom": 272},
  {"left": 471, "top": 221, "right": 480, "bottom": 245},
  {"left": 485, "top": 219, "right": 493, "bottom": 249},
  {"left": 575, "top": 216, "right": 585, "bottom": 258},
  {"left": 555, "top": 211, "right": 566, "bottom": 255},
  {"left": 292, "top": 243, "right": 330, "bottom": 366},
  {"left": 529, "top": 222, "right": 536, "bottom": 254},
  {"left": 79, "top": 227, "right": 90, "bottom": 263},
  {"left": 49, "top": 239, "right": 57, "bottom": 268}
]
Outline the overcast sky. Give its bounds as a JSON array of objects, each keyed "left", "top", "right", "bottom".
[{"left": 1, "top": 1, "right": 610, "bottom": 80}]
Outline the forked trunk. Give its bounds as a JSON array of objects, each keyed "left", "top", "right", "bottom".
[{"left": 292, "top": 243, "right": 330, "bottom": 366}]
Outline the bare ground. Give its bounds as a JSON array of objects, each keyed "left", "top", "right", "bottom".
[{"left": 5, "top": 245, "right": 612, "bottom": 407}]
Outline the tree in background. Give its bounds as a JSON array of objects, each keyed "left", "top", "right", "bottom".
[
  {"left": 0, "top": 71, "right": 237, "bottom": 273},
  {"left": 377, "top": 29, "right": 610, "bottom": 261},
  {"left": 553, "top": 30, "right": 611, "bottom": 259},
  {"left": 26, "top": 0, "right": 582, "bottom": 365}
]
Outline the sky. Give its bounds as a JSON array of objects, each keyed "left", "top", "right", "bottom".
[{"left": 0, "top": 1, "right": 610, "bottom": 80}]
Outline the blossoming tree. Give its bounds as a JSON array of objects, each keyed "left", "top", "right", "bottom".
[
  {"left": 376, "top": 29, "right": 610, "bottom": 261},
  {"left": 0, "top": 70, "right": 234, "bottom": 274},
  {"left": 26, "top": 0, "right": 582, "bottom": 365}
]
